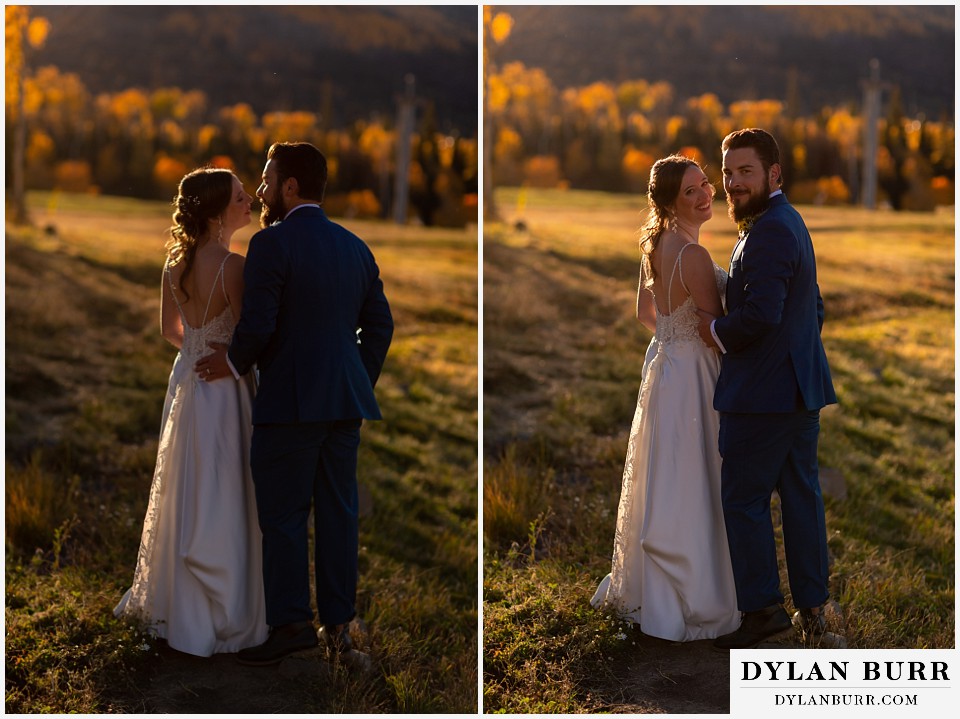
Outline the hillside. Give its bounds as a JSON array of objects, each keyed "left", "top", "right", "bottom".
[
  {"left": 29, "top": 5, "right": 478, "bottom": 134},
  {"left": 496, "top": 5, "right": 954, "bottom": 117}
]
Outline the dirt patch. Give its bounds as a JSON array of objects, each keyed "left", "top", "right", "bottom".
[
  {"left": 601, "top": 632, "right": 732, "bottom": 714},
  {"left": 600, "top": 604, "right": 847, "bottom": 714},
  {"left": 112, "top": 641, "right": 354, "bottom": 713}
]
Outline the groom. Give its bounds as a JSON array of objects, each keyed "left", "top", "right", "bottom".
[
  {"left": 698, "top": 128, "right": 837, "bottom": 650},
  {"left": 196, "top": 141, "right": 393, "bottom": 665}
]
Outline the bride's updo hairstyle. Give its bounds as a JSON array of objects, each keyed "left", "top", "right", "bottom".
[
  {"left": 167, "top": 167, "right": 234, "bottom": 301},
  {"left": 638, "top": 154, "right": 701, "bottom": 285}
]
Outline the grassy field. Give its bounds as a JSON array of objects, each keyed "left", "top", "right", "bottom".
[
  {"left": 5, "top": 192, "right": 478, "bottom": 713},
  {"left": 482, "top": 187, "right": 954, "bottom": 712}
]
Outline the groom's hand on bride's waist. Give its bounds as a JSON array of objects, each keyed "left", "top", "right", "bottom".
[{"left": 195, "top": 342, "right": 232, "bottom": 382}]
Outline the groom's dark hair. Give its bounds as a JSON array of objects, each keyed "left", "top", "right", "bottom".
[
  {"left": 722, "top": 128, "right": 783, "bottom": 187},
  {"left": 267, "top": 142, "right": 328, "bottom": 202}
]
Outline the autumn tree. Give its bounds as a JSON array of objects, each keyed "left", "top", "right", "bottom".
[
  {"left": 494, "top": 62, "right": 558, "bottom": 155},
  {"left": 357, "top": 118, "right": 394, "bottom": 216},
  {"left": 95, "top": 88, "right": 157, "bottom": 196},
  {"left": 6, "top": 5, "right": 49, "bottom": 223},
  {"left": 410, "top": 103, "right": 442, "bottom": 226},
  {"left": 560, "top": 82, "right": 624, "bottom": 190},
  {"left": 483, "top": 6, "right": 513, "bottom": 221},
  {"left": 878, "top": 86, "right": 915, "bottom": 210}
]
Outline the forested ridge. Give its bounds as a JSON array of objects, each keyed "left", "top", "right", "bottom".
[
  {"left": 483, "top": 5, "right": 954, "bottom": 209},
  {"left": 29, "top": 5, "right": 478, "bottom": 134},
  {"left": 7, "top": 6, "right": 478, "bottom": 226},
  {"left": 497, "top": 5, "right": 954, "bottom": 119}
]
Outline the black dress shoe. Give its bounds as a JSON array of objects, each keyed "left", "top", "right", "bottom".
[
  {"left": 318, "top": 622, "right": 353, "bottom": 656},
  {"left": 236, "top": 622, "right": 318, "bottom": 666},
  {"left": 792, "top": 606, "right": 827, "bottom": 642},
  {"left": 714, "top": 604, "right": 793, "bottom": 650}
]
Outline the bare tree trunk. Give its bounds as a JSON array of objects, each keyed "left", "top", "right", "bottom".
[
  {"left": 483, "top": 92, "right": 497, "bottom": 220},
  {"left": 11, "top": 58, "right": 30, "bottom": 225},
  {"left": 482, "top": 66, "right": 497, "bottom": 221}
]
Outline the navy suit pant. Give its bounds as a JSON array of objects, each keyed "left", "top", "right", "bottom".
[
  {"left": 250, "top": 419, "right": 362, "bottom": 627},
  {"left": 718, "top": 410, "right": 830, "bottom": 613}
]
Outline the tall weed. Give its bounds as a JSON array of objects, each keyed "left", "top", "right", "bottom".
[
  {"left": 4, "top": 452, "right": 79, "bottom": 556},
  {"left": 483, "top": 444, "right": 555, "bottom": 547}
]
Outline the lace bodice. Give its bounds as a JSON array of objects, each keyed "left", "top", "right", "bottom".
[
  {"left": 167, "top": 255, "right": 237, "bottom": 361},
  {"left": 180, "top": 306, "right": 237, "bottom": 361},
  {"left": 652, "top": 247, "right": 728, "bottom": 347}
]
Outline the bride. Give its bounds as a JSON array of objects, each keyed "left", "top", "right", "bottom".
[
  {"left": 591, "top": 155, "right": 741, "bottom": 641},
  {"left": 115, "top": 167, "right": 269, "bottom": 656}
]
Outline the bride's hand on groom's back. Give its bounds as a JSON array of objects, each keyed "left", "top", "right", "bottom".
[
  {"left": 195, "top": 342, "right": 230, "bottom": 382},
  {"left": 696, "top": 309, "right": 720, "bottom": 350}
]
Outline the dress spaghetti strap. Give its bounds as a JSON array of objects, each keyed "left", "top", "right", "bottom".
[
  {"left": 200, "top": 255, "right": 231, "bottom": 327},
  {"left": 220, "top": 255, "right": 231, "bottom": 309},
  {"left": 665, "top": 243, "right": 694, "bottom": 314},
  {"left": 166, "top": 254, "right": 231, "bottom": 329},
  {"left": 166, "top": 262, "right": 186, "bottom": 323}
]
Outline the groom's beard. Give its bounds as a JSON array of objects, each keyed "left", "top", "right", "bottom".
[
  {"left": 727, "top": 177, "right": 772, "bottom": 222},
  {"left": 260, "top": 193, "right": 286, "bottom": 227}
]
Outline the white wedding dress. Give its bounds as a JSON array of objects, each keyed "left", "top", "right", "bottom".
[
  {"left": 115, "top": 256, "right": 268, "bottom": 656},
  {"left": 591, "top": 244, "right": 741, "bottom": 641}
]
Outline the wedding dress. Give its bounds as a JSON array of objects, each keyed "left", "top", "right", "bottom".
[
  {"left": 591, "top": 244, "right": 741, "bottom": 641},
  {"left": 115, "top": 256, "right": 268, "bottom": 656}
]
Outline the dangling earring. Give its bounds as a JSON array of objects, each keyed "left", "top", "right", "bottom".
[{"left": 217, "top": 217, "right": 223, "bottom": 244}]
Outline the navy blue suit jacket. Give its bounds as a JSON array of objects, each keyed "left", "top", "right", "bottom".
[
  {"left": 713, "top": 194, "right": 836, "bottom": 413},
  {"left": 228, "top": 206, "right": 393, "bottom": 424}
]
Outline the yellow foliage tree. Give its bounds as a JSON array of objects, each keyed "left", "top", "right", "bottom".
[
  {"left": 729, "top": 100, "right": 784, "bottom": 133},
  {"left": 25, "top": 128, "right": 54, "bottom": 188},
  {"left": 6, "top": 5, "right": 50, "bottom": 223},
  {"left": 103, "top": 89, "right": 154, "bottom": 136},
  {"left": 686, "top": 93, "right": 723, "bottom": 136},
  {"left": 565, "top": 82, "right": 621, "bottom": 132},
  {"left": 262, "top": 111, "right": 318, "bottom": 144},
  {"left": 483, "top": 5, "right": 513, "bottom": 220},
  {"left": 27, "top": 66, "right": 90, "bottom": 132},
  {"left": 815, "top": 175, "right": 851, "bottom": 205},
  {"left": 358, "top": 121, "right": 392, "bottom": 167},
  {"left": 493, "top": 126, "right": 523, "bottom": 186}
]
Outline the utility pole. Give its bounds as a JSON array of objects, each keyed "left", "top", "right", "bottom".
[
  {"left": 861, "top": 59, "right": 882, "bottom": 210},
  {"left": 393, "top": 74, "right": 416, "bottom": 225}
]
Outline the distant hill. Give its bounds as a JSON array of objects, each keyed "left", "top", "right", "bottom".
[
  {"left": 29, "top": 5, "right": 478, "bottom": 134},
  {"left": 495, "top": 5, "right": 954, "bottom": 118}
]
